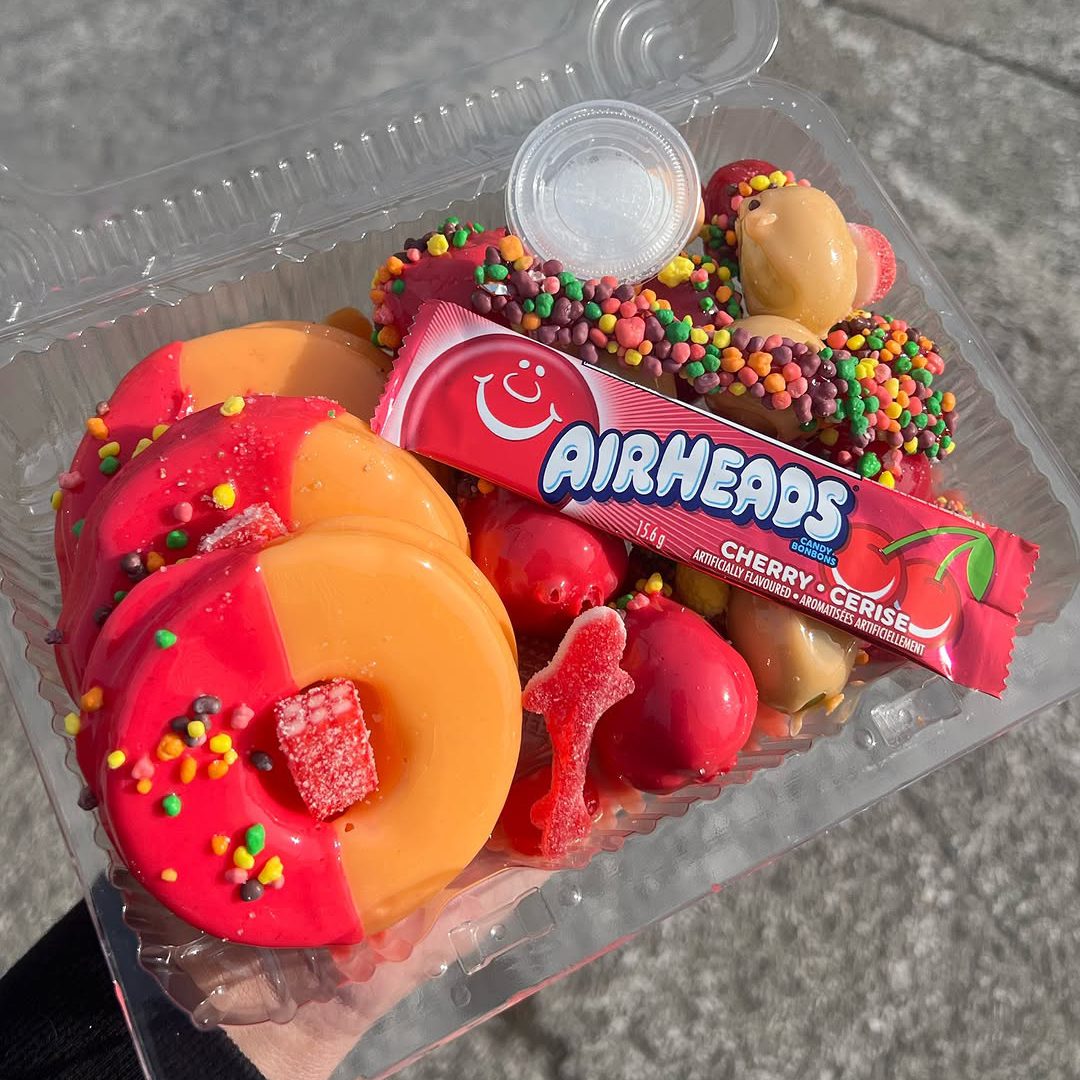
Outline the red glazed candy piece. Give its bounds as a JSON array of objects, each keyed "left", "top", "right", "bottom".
[
  {"left": 593, "top": 594, "right": 758, "bottom": 793},
  {"left": 893, "top": 449, "right": 934, "bottom": 503},
  {"left": 462, "top": 486, "right": 628, "bottom": 638},
  {"left": 521, "top": 606, "right": 634, "bottom": 858},
  {"left": 848, "top": 223, "right": 897, "bottom": 306},
  {"left": 198, "top": 502, "right": 287, "bottom": 553},
  {"left": 702, "top": 158, "right": 779, "bottom": 221},
  {"left": 275, "top": 678, "right": 378, "bottom": 821}
]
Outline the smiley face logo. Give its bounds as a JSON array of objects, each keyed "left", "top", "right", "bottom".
[
  {"left": 474, "top": 359, "right": 563, "bottom": 442},
  {"left": 399, "top": 331, "right": 599, "bottom": 482}
]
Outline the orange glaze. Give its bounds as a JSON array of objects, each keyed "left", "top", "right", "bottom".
[
  {"left": 178, "top": 322, "right": 388, "bottom": 419},
  {"left": 262, "top": 522, "right": 522, "bottom": 933},
  {"left": 55, "top": 321, "right": 388, "bottom": 588},
  {"left": 304, "top": 516, "right": 515, "bottom": 660},
  {"left": 319, "top": 308, "right": 381, "bottom": 358},
  {"left": 291, "top": 416, "right": 468, "bottom": 555}
]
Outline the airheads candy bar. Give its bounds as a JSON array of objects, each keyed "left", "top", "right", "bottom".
[{"left": 374, "top": 301, "right": 1039, "bottom": 697}]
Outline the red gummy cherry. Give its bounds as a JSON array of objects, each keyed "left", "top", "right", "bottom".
[
  {"left": 703, "top": 159, "right": 779, "bottom": 221},
  {"left": 593, "top": 595, "right": 757, "bottom": 793},
  {"left": 498, "top": 763, "right": 600, "bottom": 857},
  {"left": 829, "top": 524, "right": 905, "bottom": 603},
  {"left": 900, "top": 559, "right": 963, "bottom": 648},
  {"left": 462, "top": 487, "right": 629, "bottom": 638}
]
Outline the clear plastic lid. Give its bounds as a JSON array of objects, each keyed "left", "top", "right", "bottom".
[
  {"left": 506, "top": 100, "right": 702, "bottom": 282},
  {"left": 0, "top": 0, "right": 779, "bottom": 335}
]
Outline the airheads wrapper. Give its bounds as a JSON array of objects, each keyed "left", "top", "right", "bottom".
[{"left": 374, "top": 302, "right": 1039, "bottom": 697}]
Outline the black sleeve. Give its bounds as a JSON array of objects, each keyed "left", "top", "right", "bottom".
[{"left": 0, "top": 902, "right": 265, "bottom": 1080}]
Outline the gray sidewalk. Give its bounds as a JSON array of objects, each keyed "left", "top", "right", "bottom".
[{"left": 1, "top": 0, "right": 1078, "bottom": 1077}]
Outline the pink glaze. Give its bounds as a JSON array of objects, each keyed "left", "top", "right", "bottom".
[
  {"left": 76, "top": 548, "right": 363, "bottom": 948},
  {"left": 55, "top": 396, "right": 332, "bottom": 694},
  {"left": 55, "top": 342, "right": 182, "bottom": 582}
]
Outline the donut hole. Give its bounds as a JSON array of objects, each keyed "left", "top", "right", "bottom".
[
  {"left": 248, "top": 701, "right": 310, "bottom": 817},
  {"left": 351, "top": 680, "right": 406, "bottom": 804},
  {"left": 268, "top": 678, "right": 408, "bottom": 823}
]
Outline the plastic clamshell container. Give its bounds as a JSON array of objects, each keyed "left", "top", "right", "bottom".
[{"left": 0, "top": 1, "right": 1078, "bottom": 1077}]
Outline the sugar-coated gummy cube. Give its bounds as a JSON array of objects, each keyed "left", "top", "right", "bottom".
[
  {"left": 521, "top": 607, "right": 634, "bottom": 858},
  {"left": 198, "top": 502, "right": 287, "bottom": 553},
  {"left": 275, "top": 678, "right": 378, "bottom": 821}
]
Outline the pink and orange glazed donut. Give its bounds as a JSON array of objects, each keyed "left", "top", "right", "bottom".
[
  {"left": 54, "top": 321, "right": 389, "bottom": 588},
  {"left": 75, "top": 517, "right": 522, "bottom": 947},
  {"left": 54, "top": 395, "right": 466, "bottom": 694}
]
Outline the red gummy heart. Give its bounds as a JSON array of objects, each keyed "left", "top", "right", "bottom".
[
  {"left": 275, "top": 678, "right": 378, "bottom": 821},
  {"left": 198, "top": 502, "right": 287, "bottom": 553},
  {"left": 521, "top": 606, "right": 634, "bottom": 858}
]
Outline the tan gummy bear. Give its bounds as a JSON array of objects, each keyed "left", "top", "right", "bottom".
[{"left": 736, "top": 186, "right": 857, "bottom": 337}]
